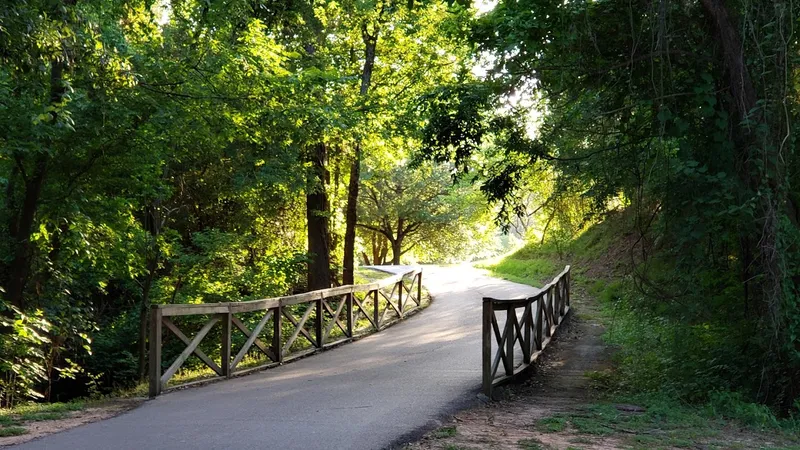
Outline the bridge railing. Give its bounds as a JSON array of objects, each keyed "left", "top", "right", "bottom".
[
  {"left": 149, "top": 267, "right": 423, "bottom": 397},
  {"left": 482, "top": 265, "right": 570, "bottom": 397}
]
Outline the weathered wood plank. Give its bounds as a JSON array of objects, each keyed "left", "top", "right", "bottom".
[
  {"left": 221, "top": 312, "right": 232, "bottom": 377},
  {"left": 322, "top": 297, "right": 348, "bottom": 341},
  {"left": 483, "top": 266, "right": 571, "bottom": 391},
  {"left": 230, "top": 310, "right": 274, "bottom": 370},
  {"left": 315, "top": 299, "right": 323, "bottom": 348},
  {"left": 373, "top": 289, "right": 380, "bottom": 330},
  {"left": 148, "top": 267, "right": 425, "bottom": 396},
  {"left": 282, "top": 306, "right": 316, "bottom": 355},
  {"left": 160, "top": 304, "right": 231, "bottom": 317},
  {"left": 417, "top": 272, "right": 422, "bottom": 306},
  {"left": 160, "top": 316, "right": 220, "bottom": 387},
  {"left": 148, "top": 307, "right": 162, "bottom": 398},
  {"left": 505, "top": 308, "right": 515, "bottom": 376},
  {"left": 522, "top": 304, "right": 532, "bottom": 364},
  {"left": 482, "top": 299, "right": 493, "bottom": 396},
  {"left": 321, "top": 297, "right": 347, "bottom": 335},
  {"left": 282, "top": 307, "right": 316, "bottom": 348},
  {"left": 280, "top": 291, "right": 323, "bottom": 307},
  {"left": 162, "top": 317, "right": 223, "bottom": 375},
  {"left": 353, "top": 294, "right": 378, "bottom": 330},
  {"left": 346, "top": 292, "right": 354, "bottom": 338},
  {"left": 231, "top": 316, "right": 274, "bottom": 360},
  {"left": 273, "top": 305, "right": 283, "bottom": 363}
]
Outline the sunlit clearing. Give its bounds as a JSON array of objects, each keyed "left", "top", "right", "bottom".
[
  {"left": 475, "top": 0, "right": 498, "bottom": 15},
  {"left": 152, "top": 0, "right": 171, "bottom": 26}
]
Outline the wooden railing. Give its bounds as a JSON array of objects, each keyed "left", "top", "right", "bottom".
[
  {"left": 482, "top": 266, "right": 571, "bottom": 397},
  {"left": 149, "top": 268, "right": 423, "bottom": 397}
]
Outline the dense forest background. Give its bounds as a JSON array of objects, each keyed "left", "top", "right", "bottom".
[{"left": 2, "top": 0, "right": 799, "bottom": 419}]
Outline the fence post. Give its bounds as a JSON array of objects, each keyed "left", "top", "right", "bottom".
[
  {"left": 417, "top": 272, "right": 422, "bottom": 306},
  {"left": 221, "top": 312, "right": 232, "bottom": 377},
  {"left": 346, "top": 292, "right": 354, "bottom": 338},
  {"left": 553, "top": 286, "right": 560, "bottom": 326},
  {"left": 523, "top": 301, "right": 532, "bottom": 364},
  {"left": 536, "top": 296, "right": 544, "bottom": 350},
  {"left": 148, "top": 306, "right": 162, "bottom": 397},
  {"left": 566, "top": 269, "right": 571, "bottom": 309},
  {"left": 315, "top": 296, "right": 324, "bottom": 348},
  {"left": 273, "top": 305, "right": 283, "bottom": 363},
  {"left": 373, "top": 289, "right": 380, "bottom": 330},
  {"left": 398, "top": 279, "right": 404, "bottom": 317},
  {"left": 482, "top": 298, "right": 493, "bottom": 397},
  {"left": 504, "top": 307, "right": 515, "bottom": 376}
]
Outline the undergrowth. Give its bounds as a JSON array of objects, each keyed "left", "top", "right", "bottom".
[{"left": 0, "top": 401, "right": 86, "bottom": 438}]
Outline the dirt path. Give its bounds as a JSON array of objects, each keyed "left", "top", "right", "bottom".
[{"left": 406, "top": 284, "right": 619, "bottom": 450}]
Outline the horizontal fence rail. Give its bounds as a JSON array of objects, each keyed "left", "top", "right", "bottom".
[
  {"left": 149, "top": 268, "right": 423, "bottom": 397},
  {"left": 482, "top": 265, "right": 571, "bottom": 397}
]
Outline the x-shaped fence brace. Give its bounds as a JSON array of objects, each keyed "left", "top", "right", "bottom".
[
  {"left": 149, "top": 268, "right": 423, "bottom": 397},
  {"left": 482, "top": 266, "right": 571, "bottom": 397}
]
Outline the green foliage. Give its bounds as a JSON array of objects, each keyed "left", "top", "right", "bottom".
[
  {"left": 359, "top": 160, "right": 498, "bottom": 264},
  {"left": 536, "top": 416, "right": 566, "bottom": 433},
  {"left": 432, "top": 426, "right": 458, "bottom": 438},
  {"left": 516, "top": 438, "right": 545, "bottom": 450},
  {"left": 536, "top": 393, "right": 800, "bottom": 448},
  {"left": 0, "top": 0, "right": 484, "bottom": 404},
  {"left": 0, "top": 426, "right": 27, "bottom": 437},
  {"left": 0, "top": 305, "right": 51, "bottom": 407},
  {"left": 479, "top": 254, "right": 557, "bottom": 287},
  {"left": 418, "top": 0, "right": 800, "bottom": 412}
]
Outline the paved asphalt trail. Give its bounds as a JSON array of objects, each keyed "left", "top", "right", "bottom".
[{"left": 16, "top": 265, "right": 540, "bottom": 450}]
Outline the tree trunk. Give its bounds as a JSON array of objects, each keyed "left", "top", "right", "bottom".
[
  {"left": 701, "top": 0, "right": 793, "bottom": 406},
  {"left": 342, "top": 27, "right": 379, "bottom": 285},
  {"left": 138, "top": 242, "right": 159, "bottom": 383},
  {"left": 4, "top": 58, "right": 66, "bottom": 308},
  {"left": 342, "top": 144, "right": 361, "bottom": 285},
  {"left": 307, "top": 142, "right": 332, "bottom": 291},
  {"left": 391, "top": 238, "right": 403, "bottom": 265}
]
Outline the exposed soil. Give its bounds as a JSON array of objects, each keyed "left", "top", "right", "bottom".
[{"left": 0, "top": 399, "right": 142, "bottom": 447}]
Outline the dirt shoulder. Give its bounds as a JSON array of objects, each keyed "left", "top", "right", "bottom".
[{"left": 0, "top": 399, "right": 142, "bottom": 447}]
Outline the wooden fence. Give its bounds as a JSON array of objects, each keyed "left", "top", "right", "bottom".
[
  {"left": 149, "top": 268, "right": 423, "bottom": 397},
  {"left": 482, "top": 266, "right": 571, "bottom": 397}
]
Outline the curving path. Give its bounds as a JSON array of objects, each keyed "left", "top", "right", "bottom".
[{"left": 15, "top": 265, "right": 541, "bottom": 450}]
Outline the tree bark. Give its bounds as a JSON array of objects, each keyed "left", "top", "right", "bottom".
[
  {"left": 137, "top": 202, "right": 163, "bottom": 382},
  {"left": 391, "top": 239, "right": 402, "bottom": 265},
  {"left": 342, "top": 144, "right": 361, "bottom": 284},
  {"left": 307, "top": 142, "right": 332, "bottom": 291},
  {"left": 701, "top": 0, "right": 792, "bottom": 406}
]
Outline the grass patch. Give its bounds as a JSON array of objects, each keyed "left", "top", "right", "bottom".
[
  {"left": 479, "top": 254, "right": 559, "bottom": 287},
  {"left": 0, "top": 415, "right": 21, "bottom": 427},
  {"left": 0, "top": 400, "right": 85, "bottom": 432},
  {"left": 353, "top": 267, "right": 391, "bottom": 284},
  {"left": 432, "top": 426, "right": 457, "bottom": 438},
  {"left": 517, "top": 438, "right": 546, "bottom": 449},
  {"left": 536, "top": 416, "right": 567, "bottom": 432},
  {"left": 0, "top": 426, "right": 27, "bottom": 437},
  {"left": 535, "top": 394, "right": 800, "bottom": 448},
  {"left": 18, "top": 411, "right": 69, "bottom": 421}
]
